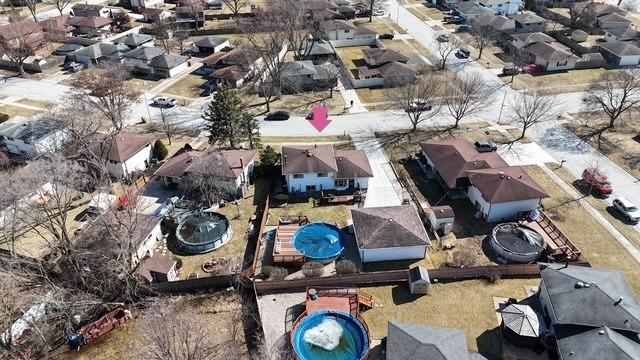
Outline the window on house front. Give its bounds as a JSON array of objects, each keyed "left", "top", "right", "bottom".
[
  {"left": 293, "top": 174, "right": 304, "bottom": 179},
  {"left": 317, "top": 172, "right": 327, "bottom": 177},
  {"left": 345, "top": 30, "right": 350, "bottom": 33},
  {"left": 335, "top": 179, "right": 347, "bottom": 187},
  {"left": 306, "top": 185, "right": 316, "bottom": 191},
  {"left": 556, "top": 61, "right": 567, "bottom": 66}
]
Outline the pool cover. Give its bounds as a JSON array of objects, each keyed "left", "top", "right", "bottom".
[
  {"left": 293, "top": 311, "right": 369, "bottom": 360},
  {"left": 292, "top": 223, "right": 346, "bottom": 261}
]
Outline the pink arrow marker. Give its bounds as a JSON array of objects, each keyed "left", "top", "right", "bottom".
[{"left": 309, "top": 106, "right": 331, "bottom": 132}]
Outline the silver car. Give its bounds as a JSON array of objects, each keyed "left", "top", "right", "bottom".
[{"left": 613, "top": 197, "right": 640, "bottom": 223}]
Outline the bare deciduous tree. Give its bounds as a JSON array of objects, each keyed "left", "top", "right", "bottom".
[
  {"left": 183, "top": 172, "right": 238, "bottom": 206},
  {"left": 315, "top": 61, "right": 341, "bottom": 98},
  {"left": 443, "top": 73, "right": 496, "bottom": 128},
  {"left": 362, "top": 0, "right": 382, "bottom": 22},
  {"left": 0, "top": 16, "right": 47, "bottom": 77},
  {"left": 50, "top": 0, "right": 72, "bottom": 15},
  {"left": 469, "top": 16, "right": 498, "bottom": 59},
  {"left": 70, "top": 67, "right": 141, "bottom": 130},
  {"left": 20, "top": 0, "right": 39, "bottom": 21},
  {"left": 582, "top": 69, "right": 640, "bottom": 147},
  {"left": 386, "top": 73, "right": 443, "bottom": 131},
  {"left": 507, "top": 87, "right": 563, "bottom": 141},
  {"left": 619, "top": 0, "right": 639, "bottom": 11},
  {"left": 222, "top": 0, "right": 249, "bottom": 17},
  {"left": 434, "top": 35, "right": 463, "bottom": 70},
  {"left": 156, "top": 107, "right": 181, "bottom": 145},
  {"left": 570, "top": 1, "right": 596, "bottom": 28}
]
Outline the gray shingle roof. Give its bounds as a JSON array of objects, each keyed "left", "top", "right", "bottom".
[
  {"left": 387, "top": 321, "right": 470, "bottom": 360},
  {"left": 149, "top": 53, "right": 189, "bottom": 69},
  {"left": 281, "top": 145, "right": 338, "bottom": 175},
  {"left": 540, "top": 263, "right": 640, "bottom": 332},
  {"left": 123, "top": 46, "right": 165, "bottom": 61},
  {"left": 113, "top": 33, "right": 154, "bottom": 47},
  {"left": 71, "top": 42, "right": 119, "bottom": 59},
  {"left": 306, "top": 41, "right": 335, "bottom": 56},
  {"left": 508, "top": 13, "right": 545, "bottom": 24},
  {"left": 352, "top": 206, "right": 430, "bottom": 249},
  {"left": 282, "top": 60, "right": 317, "bottom": 76},
  {"left": 194, "top": 36, "right": 228, "bottom": 49},
  {"left": 599, "top": 41, "right": 640, "bottom": 56},
  {"left": 555, "top": 325, "right": 640, "bottom": 360},
  {"left": 453, "top": 2, "right": 496, "bottom": 15}
]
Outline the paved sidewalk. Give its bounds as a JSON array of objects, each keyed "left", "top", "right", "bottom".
[
  {"left": 336, "top": 76, "right": 367, "bottom": 114},
  {"left": 353, "top": 135, "right": 403, "bottom": 208}
]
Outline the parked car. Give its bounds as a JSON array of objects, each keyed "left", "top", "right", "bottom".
[
  {"left": 65, "top": 61, "right": 85, "bottom": 72},
  {"left": 152, "top": 96, "right": 177, "bottom": 107},
  {"left": 455, "top": 48, "right": 470, "bottom": 58},
  {"left": 443, "top": 16, "right": 463, "bottom": 24},
  {"left": 264, "top": 111, "right": 290, "bottom": 121},
  {"left": 305, "top": 112, "right": 313, "bottom": 120},
  {"left": 373, "top": 9, "right": 385, "bottom": 16},
  {"left": 436, "top": 34, "right": 450, "bottom": 42},
  {"left": 405, "top": 99, "right": 433, "bottom": 112},
  {"left": 206, "top": 0, "right": 222, "bottom": 9},
  {"left": 201, "top": 83, "right": 217, "bottom": 97},
  {"left": 379, "top": 33, "right": 395, "bottom": 40},
  {"left": 580, "top": 168, "right": 613, "bottom": 197},
  {"left": 502, "top": 67, "right": 520, "bottom": 76},
  {"left": 613, "top": 197, "right": 640, "bottom": 223},
  {"left": 521, "top": 64, "right": 543, "bottom": 74},
  {"left": 194, "top": 66, "right": 214, "bottom": 76},
  {"left": 474, "top": 141, "right": 497, "bottom": 152},
  {"left": 455, "top": 25, "right": 471, "bottom": 32}
]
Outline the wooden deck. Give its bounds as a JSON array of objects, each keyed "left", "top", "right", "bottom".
[
  {"left": 273, "top": 222, "right": 305, "bottom": 265},
  {"left": 518, "top": 211, "right": 583, "bottom": 262}
]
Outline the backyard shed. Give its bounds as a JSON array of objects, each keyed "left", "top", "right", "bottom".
[
  {"left": 428, "top": 205, "right": 454, "bottom": 235},
  {"left": 351, "top": 206, "right": 431, "bottom": 263},
  {"left": 571, "top": 29, "right": 588, "bottom": 42},
  {"left": 408, "top": 266, "right": 430, "bottom": 295},
  {"left": 500, "top": 303, "right": 544, "bottom": 348}
]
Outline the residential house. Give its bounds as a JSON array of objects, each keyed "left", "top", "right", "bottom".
[
  {"left": 130, "top": 0, "right": 164, "bottom": 9},
  {"left": 0, "top": 116, "right": 67, "bottom": 156},
  {"left": 538, "top": 263, "right": 640, "bottom": 360},
  {"left": 71, "top": 3, "right": 111, "bottom": 17},
  {"left": 521, "top": 41, "right": 579, "bottom": 71},
  {"left": 68, "top": 42, "right": 127, "bottom": 66},
  {"left": 597, "top": 12, "right": 632, "bottom": 30},
  {"left": 281, "top": 60, "right": 339, "bottom": 91},
  {"left": 362, "top": 48, "right": 409, "bottom": 66},
  {"left": 154, "top": 146, "right": 257, "bottom": 195},
  {"left": 192, "top": 36, "right": 230, "bottom": 54},
  {"left": 324, "top": 19, "right": 377, "bottom": 41},
  {"left": 509, "top": 13, "right": 546, "bottom": 33},
  {"left": 304, "top": 40, "right": 336, "bottom": 63},
  {"left": 351, "top": 206, "right": 430, "bottom": 263},
  {"left": 387, "top": 321, "right": 477, "bottom": 360},
  {"left": 212, "top": 65, "right": 245, "bottom": 88},
  {"left": 597, "top": 41, "right": 640, "bottom": 66},
  {"left": 38, "top": 16, "right": 73, "bottom": 37},
  {"left": 68, "top": 16, "right": 113, "bottom": 37},
  {"left": 281, "top": 145, "right": 373, "bottom": 193},
  {"left": 472, "top": 14, "right": 516, "bottom": 34},
  {"left": 465, "top": 166, "right": 548, "bottom": 222},
  {"left": 452, "top": 2, "right": 496, "bottom": 21},
  {"left": 511, "top": 32, "right": 554, "bottom": 49},
  {"left": 149, "top": 53, "right": 190, "bottom": 78},
  {"left": 52, "top": 43, "right": 83, "bottom": 56},
  {"left": 357, "top": 48, "right": 417, "bottom": 86},
  {"left": 0, "top": 19, "right": 44, "bottom": 53},
  {"left": 112, "top": 33, "right": 155, "bottom": 50},
  {"left": 204, "top": 47, "right": 260, "bottom": 87},
  {"left": 75, "top": 211, "right": 163, "bottom": 268},
  {"left": 140, "top": 7, "right": 172, "bottom": 22},
  {"left": 479, "top": 0, "right": 521, "bottom": 16},
  {"left": 136, "top": 253, "right": 177, "bottom": 283},
  {"left": 419, "top": 139, "right": 547, "bottom": 222},
  {"left": 174, "top": 6, "right": 205, "bottom": 28},
  {"left": 335, "top": 4, "right": 356, "bottom": 19},
  {"left": 604, "top": 27, "right": 640, "bottom": 42},
  {"left": 122, "top": 46, "right": 166, "bottom": 74},
  {"left": 96, "top": 132, "right": 155, "bottom": 179}
]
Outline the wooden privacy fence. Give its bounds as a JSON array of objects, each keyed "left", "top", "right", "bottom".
[
  {"left": 242, "top": 194, "right": 270, "bottom": 277},
  {"left": 254, "top": 270, "right": 409, "bottom": 293},
  {"left": 428, "top": 264, "right": 540, "bottom": 283}
]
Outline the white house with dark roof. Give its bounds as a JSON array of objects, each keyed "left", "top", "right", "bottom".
[
  {"left": 97, "top": 132, "right": 155, "bottom": 178},
  {"left": 508, "top": 13, "right": 546, "bottom": 33},
  {"left": 0, "top": 116, "right": 67, "bottom": 156},
  {"left": 598, "top": 41, "right": 640, "bottom": 66},
  {"left": 192, "top": 36, "right": 230, "bottom": 53},
  {"left": 538, "top": 263, "right": 640, "bottom": 360},
  {"left": 351, "top": 205, "right": 430, "bottom": 262},
  {"left": 122, "top": 46, "right": 166, "bottom": 73},
  {"left": 281, "top": 145, "right": 373, "bottom": 193},
  {"left": 324, "top": 19, "right": 377, "bottom": 43},
  {"left": 479, "top": 0, "right": 521, "bottom": 16},
  {"left": 112, "top": 32, "right": 155, "bottom": 50},
  {"left": 149, "top": 53, "right": 190, "bottom": 78}
]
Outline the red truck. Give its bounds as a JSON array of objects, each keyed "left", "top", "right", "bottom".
[{"left": 580, "top": 168, "right": 613, "bottom": 197}]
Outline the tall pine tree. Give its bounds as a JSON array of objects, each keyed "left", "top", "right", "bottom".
[
  {"left": 241, "top": 112, "right": 261, "bottom": 150},
  {"left": 201, "top": 87, "right": 245, "bottom": 148}
]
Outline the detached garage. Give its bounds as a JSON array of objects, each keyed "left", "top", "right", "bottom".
[
  {"left": 150, "top": 54, "right": 190, "bottom": 78},
  {"left": 351, "top": 206, "right": 431, "bottom": 263},
  {"left": 597, "top": 41, "right": 640, "bottom": 66}
]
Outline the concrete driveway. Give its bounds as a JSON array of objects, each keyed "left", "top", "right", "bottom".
[{"left": 353, "top": 135, "right": 404, "bottom": 208}]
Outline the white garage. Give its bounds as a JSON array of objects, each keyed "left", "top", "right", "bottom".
[{"left": 351, "top": 206, "right": 431, "bottom": 263}]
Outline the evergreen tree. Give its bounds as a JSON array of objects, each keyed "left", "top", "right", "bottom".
[
  {"left": 259, "top": 145, "right": 280, "bottom": 166},
  {"left": 153, "top": 139, "right": 168, "bottom": 160},
  {"left": 241, "top": 113, "right": 261, "bottom": 150},
  {"left": 201, "top": 87, "right": 245, "bottom": 148}
]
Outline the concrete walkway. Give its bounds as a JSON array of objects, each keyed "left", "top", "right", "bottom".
[
  {"left": 336, "top": 76, "right": 367, "bottom": 114},
  {"left": 353, "top": 135, "right": 403, "bottom": 208}
]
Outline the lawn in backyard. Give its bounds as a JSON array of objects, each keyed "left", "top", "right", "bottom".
[
  {"left": 335, "top": 45, "right": 372, "bottom": 70},
  {"left": 564, "top": 112, "right": 640, "bottom": 180},
  {"left": 379, "top": 39, "right": 419, "bottom": 58},
  {"left": 523, "top": 164, "right": 640, "bottom": 296},
  {"left": 267, "top": 197, "right": 353, "bottom": 228},
  {"left": 361, "top": 278, "right": 540, "bottom": 356},
  {"left": 163, "top": 73, "right": 208, "bottom": 99},
  {"left": 356, "top": 17, "right": 406, "bottom": 35}
]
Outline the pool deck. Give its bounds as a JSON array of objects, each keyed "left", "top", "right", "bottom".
[{"left": 273, "top": 223, "right": 305, "bottom": 265}]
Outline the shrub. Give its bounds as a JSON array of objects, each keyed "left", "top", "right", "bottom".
[
  {"left": 259, "top": 145, "right": 280, "bottom": 166},
  {"left": 174, "top": 257, "right": 183, "bottom": 270},
  {"left": 301, "top": 262, "right": 324, "bottom": 278},
  {"left": 0, "top": 113, "right": 8, "bottom": 123},
  {"left": 447, "top": 249, "right": 475, "bottom": 268},
  {"left": 335, "top": 259, "right": 357, "bottom": 275},
  {"left": 153, "top": 139, "right": 168, "bottom": 160},
  {"left": 269, "top": 267, "right": 288, "bottom": 280},
  {"left": 261, "top": 265, "right": 274, "bottom": 278}
]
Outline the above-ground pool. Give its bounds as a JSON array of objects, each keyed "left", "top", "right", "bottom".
[
  {"left": 490, "top": 223, "right": 544, "bottom": 263},
  {"left": 293, "top": 223, "right": 346, "bottom": 263},
  {"left": 292, "top": 311, "right": 369, "bottom": 360},
  {"left": 175, "top": 211, "right": 233, "bottom": 254}
]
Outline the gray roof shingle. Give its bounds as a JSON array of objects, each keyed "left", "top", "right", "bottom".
[
  {"left": 555, "top": 325, "right": 640, "bottom": 360},
  {"left": 352, "top": 206, "right": 430, "bottom": 249},
  {"left": 387, "top": 321, "right": 470, "bottom": 360},
  {"left": 149, "top": 53, "right": 189, "bottom": 69}
]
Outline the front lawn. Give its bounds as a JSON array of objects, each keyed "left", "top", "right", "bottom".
[{"left": 163, "top": 73, "right": 208, "bottom": 99}]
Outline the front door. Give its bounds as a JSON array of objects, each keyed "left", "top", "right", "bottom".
[{"left": 349, "top": 179, "right": 355, "bottom": 188}]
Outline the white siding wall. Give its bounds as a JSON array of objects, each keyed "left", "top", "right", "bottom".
[
  {"left": 134, "top": 221, "right": 162, "bottom": 265},
  {"left": 108, "top": 144, "right": 152, "bottom": 178},
  {"left": 360, "top": 246, "right": 427, "bottom": 262},
  {"left": 286, "top": 172, "right": 337, "bottom": 192},
  {"left": 122, "top": 57, "right": 151, "bottom": 71},
  {"left": 467, "top": 184, "right": 541, "bottom": 222},
  {"left": 166, "top": 61, "right": 189, "bottom": 77},
  {"left": 618, "top": 55, "right": 640, "bottom": 66},
  {"left": 542, "top": 59, "right": 577, "bottom": 71}
]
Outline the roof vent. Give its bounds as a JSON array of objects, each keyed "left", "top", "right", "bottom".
[
  {"left": 388, "top": 218, "right": 394, "bottom": 222},
  {"left": 599, "top": 329, "right": 605, "bottom": 335},
  {"left": 306, "top": 151, "right": 312, "bottom": 157},
  {"left": 519, "top": 174, "right": 523, "bottom": 179},
  {"left": 575, "top": 281, "right": 584, "bottom": 288},
  {"left": 616, "top": 297, "right": 624, "bottom": 305},
  {"left": 584, "top": 283, "right": 590, "bottom": 288},
  {"left": 507, "top": 176, "right": 511, "bottom": 180}
]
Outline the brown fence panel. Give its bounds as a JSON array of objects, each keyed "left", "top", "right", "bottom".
[
  {"left": 242, "top": 194, "right": 270, "bottom": 277},
  {"left": 254, "top": 270, "right": 409, "bottom": 293}
]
